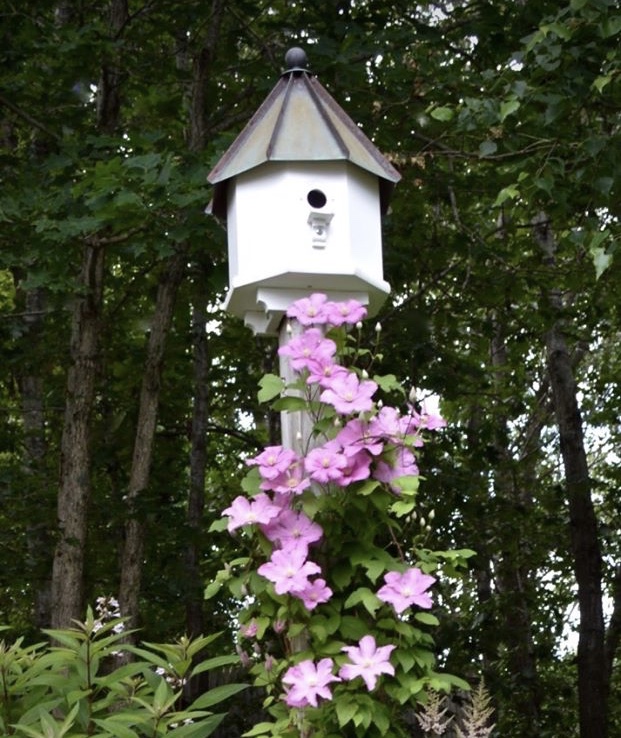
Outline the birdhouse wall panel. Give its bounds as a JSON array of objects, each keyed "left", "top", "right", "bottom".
[
  {"left": 344, "top": 168, "right": 383, "bottom": 276},
  {"left": 226, "top": 161, "right": 383, "bottom": 290}
]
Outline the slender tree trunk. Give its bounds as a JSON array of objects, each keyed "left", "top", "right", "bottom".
[
  {"left": 489, "top": 317, "right": 542, "bottom": 734},
  {"left": 533, "top": 212, "right": 607, "bottom": 738},
  {"left": 605, "top": 564, "right": 621, "bottom": 693},
  {"left": 15, "top": 284, "right": 54, "bottom": 627},
  {"left": 118, "top": 251, "right": 186, "bottom": 629},
  {"left": 50, "top": 0, "right": 127, "bottom": 631},
  {"left": 186, "top": 0, "right": 227, "bottom": 153},
  {"left": 51, "top": 243, "right": 105, "bottom": 628},
  {"left": 185, "top": 302, "right": 209, "bottom": 638}
]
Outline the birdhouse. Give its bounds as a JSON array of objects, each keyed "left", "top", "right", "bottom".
[{"left": 207, "top": 48, "right": 401, "bottom": 335}]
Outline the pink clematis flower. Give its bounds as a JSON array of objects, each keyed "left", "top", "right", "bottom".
[
  {"left": 376, "top": 567, "right": 436, "bottom": 614},
  {"left": 337, "top": 449, "right": 373, "bottom": 486},
  {"left": 222, "top": 493, "right": 281, "bottom": 533},
  {"left": 247, "top": 446, "right": 299, "bottom": 481},
  {"left": 320, "top": 373, "right": 377, "bottom": 415},
  {"left": 324, "top": 299, "right": 367, "bottom": 327},
  {"left": 336, "top": 418, "right": 384, "bottom": 457},
  {"left": 278, "top": 328, "right": 336, "bottom": 371},
  {"left": 286, "top": 293, "right": 330, "bottom": 326},
  {"left": 261, "top": 509, "right": 323, "bottom": 554},
  {"left": 339, "top": 635, "right": 396, "bottom": 690},
  {"left": 305, "top": 355, "right": 349, "bottom": 388},
  {"left": 282, "top": 658, "right": 341, "bottom": 707},
  {"left": 304, "top": 442, "right": 348, "bottom": 484},
  {"left": 265, "top": 463, "right": 311, "bottom": 495},
  {"left": 295, "top": 577, "right": 333, "bottom": 610},
  {"left": 257, "top": 548, "right": 321, "bottom": 595}
]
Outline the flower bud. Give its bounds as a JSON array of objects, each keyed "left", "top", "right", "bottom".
[
  {"left": 375, "top": 322, "right": 382, "bottom": 333},
  {"left": 362, "top": 369, "right": 369, "bottom": 379},
  {"left": 356, "top": 321, "right": 363, "bottom": 330},
  {"left": 429, "top": 509, "right": 436, "bottom": 520},
  {"left": 420, "top": 516, "right": 426, "bottom": 528},
  {"left": 408, "top": 386, "right": 417, "bottom": 404}
]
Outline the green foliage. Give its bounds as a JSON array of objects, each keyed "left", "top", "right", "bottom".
[{"left": 0, "top": 610, "right": 246, "bottom": 737}]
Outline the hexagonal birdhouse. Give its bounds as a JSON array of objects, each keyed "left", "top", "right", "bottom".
[{"left": 207, "top": 48, "right": 400, "bottom": 335}]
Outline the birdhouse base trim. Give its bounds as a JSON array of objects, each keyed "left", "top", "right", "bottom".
[{"left": 225, "top": 283, "right": 390, "bottom": 336}]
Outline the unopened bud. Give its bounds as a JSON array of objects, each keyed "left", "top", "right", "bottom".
[
  {"left": 420, "top": 516, "right": 426, "bottom": 528},
  {"left": 362, "top": 369, "right": 369, "bottom": 379},
  {"left": 375, "top": 322, "right": 382, "bottom": 333},
  {"left": 408, "top": 387, "right": 417, "bottom": 404},
  {"left": 425, "top": 525, "right": 432, "bottom": 532},
  {"left": 356, "top": 321, "right": 363, "bottom": 330},
  {"left": 429, "top": 509, "right": 436, "bottom": 520}
]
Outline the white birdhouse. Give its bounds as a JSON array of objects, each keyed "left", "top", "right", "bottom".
[{"left": 207, "top": 48, "right": 401, "bottom": 335}]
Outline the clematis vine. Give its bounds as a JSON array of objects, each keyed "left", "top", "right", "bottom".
[{"left": 215, "top": 294, "right": 468, "bottom": 738}]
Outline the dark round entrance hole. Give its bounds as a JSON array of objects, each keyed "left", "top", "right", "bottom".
[{"left": 307, "top": 189, "right": 327, "bottom": 208}]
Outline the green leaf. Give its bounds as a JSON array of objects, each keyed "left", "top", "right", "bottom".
[
  {"left": 373, "top": 373, "right": 404, "bottom": 394},
  {"left": 191, "top": 654, "right": 240, "bottom": 676},
  {"left": 271, "top": 396, "right": 308, "bottom": 412},
  {"left": 593, "top": 74, "right": 612, "bottom": 93},
  {"left": 242, "top": 722, "right": 277, "bottom": 737},
  {"left": 203, "top": 580, "right": 223, "bottom": 600},
  {"left": 499, "top": 99, "right": 520, "bottom": 122},
  {"left": 590, "top": 230, "right": 613, "bottom": 279},
  {"left": 257, "top": 374, "right": 285, "bottom": 403},
  {"left": 207, "top": 518, "right": 229, "bottom": 533},
  {"left": 478, "top": 140, "right": 498, "bottom": 157},
  {"left": 190, "top": 683, "right": 248, "bottom": 710},
  {"left": 493, "top": 184, "right": 520, "bottom": 207},
  {"left": 344, "top": 587, "right": 381, "bottom": 616},
  {"left": 241, "top": 467, "right": 261, "bottom": 495},
  {"left": 430, "top": 106, "right": 454, "bottom": 121},
  {"left": 336, "top": 698, "right": 358, "bottom": 727},
  {"left": 414, "top": 612, "right": 440, "bottom": 626},
  {"left": 167, "top": 713, "right": 226, "bottom": 738},
  {"left": 390, "top": 500, "right": 416, "bottom": 518},
  {"left": 600, "top": 16, "right": 621, "bottom": 39}
]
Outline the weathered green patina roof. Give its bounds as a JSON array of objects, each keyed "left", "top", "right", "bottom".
[{"left": 207, "top": 48, "right": 401, "bottom": 219}]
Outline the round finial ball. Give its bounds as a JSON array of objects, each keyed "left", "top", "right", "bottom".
[{"left": 285, "top": 47, "right": 308, "bottom": 70}]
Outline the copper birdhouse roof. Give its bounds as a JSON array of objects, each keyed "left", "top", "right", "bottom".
[{"left": 207, "top": 48, "right": 401, "bottom": 219}]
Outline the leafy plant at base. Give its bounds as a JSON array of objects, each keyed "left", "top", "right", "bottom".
[
  {"left": 0, "top": 607, "right": 246, "bottom": 737},
  {"left": 212, "top": 294, "right": 476, "bottom": 738}
]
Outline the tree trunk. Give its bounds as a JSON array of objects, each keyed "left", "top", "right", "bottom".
[
  {"left": 489, "top": 317, "right": 542, "bottom": 734},
  {"left": 118, "top": 250, "right": 186, "bottom": 629},
  {"left": 185, "top": 302, "right": 209, "bottom": 638},
  {"left": 51, "top": 243, "right": 105, "bottom": 628},
  {"left": 15, "top": 284, "right": 54, "bottom": 628},
  {"left": 533, "top": 212, "right": 607, "bottom": 738}
]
